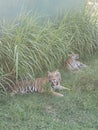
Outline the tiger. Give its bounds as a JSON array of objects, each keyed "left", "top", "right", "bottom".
[
  {"left": 10, "top": 70, "right": 66, "bottom": 97},
  {"left": 65, "top": 53, "right": 87, "bottom": 71}
]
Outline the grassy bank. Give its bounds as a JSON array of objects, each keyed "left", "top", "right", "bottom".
[
  {"left": 0, "top": 57, "right": 98, "bottom": 130},
  {"left": 0, "top": 91, "right": 98, "bottom": 130}
]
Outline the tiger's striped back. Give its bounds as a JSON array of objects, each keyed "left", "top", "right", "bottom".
[
  {"left": 10, "top": 70, "right": 65, "bottom": 97},
  {"left": 65, "top": 53, "right": 87, "bottom": 71},
  {"left": 10, "top": 77, "right": 48, "bottom": 95}
]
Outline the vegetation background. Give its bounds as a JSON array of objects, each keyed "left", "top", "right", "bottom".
[
  {"left": 0, "top": 7, "right": 98, "bottom": 90},
  {"left": 0, "top": 1, "right": 98, "bottom": 130}
]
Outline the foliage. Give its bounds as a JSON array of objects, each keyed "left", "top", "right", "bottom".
[{"left": 0, "top": 8, "right": 98, "bottom": 92}]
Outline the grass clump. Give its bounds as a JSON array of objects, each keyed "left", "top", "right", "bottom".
[{"left": 0, "top": 9, "right": 98, "bottom": 92}]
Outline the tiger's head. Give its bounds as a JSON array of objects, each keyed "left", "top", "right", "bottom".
[
  {"left": 68, "top": 53, "right": 79, "bottom": 60},
  {"left": 48, "top": 70, "right": 61, "bottom": 87}
]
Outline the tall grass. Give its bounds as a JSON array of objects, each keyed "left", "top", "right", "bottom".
[{"left": 0, "top": 8, "right": 98, "bottom": 92}]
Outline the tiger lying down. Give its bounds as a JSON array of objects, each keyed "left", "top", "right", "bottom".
[
  {"left": 65, "top": 53, "right": 87, "bottom": 71},
  {"left": 10, "top": 70, "right": 69, "bottom": 97}
]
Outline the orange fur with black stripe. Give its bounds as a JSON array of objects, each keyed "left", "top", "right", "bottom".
[
  {"left": 10, "top": 70, "right": 65, "bottom": 97},
  {"left": 65, "top": 53, "right": 87, "bottom": 71}
]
